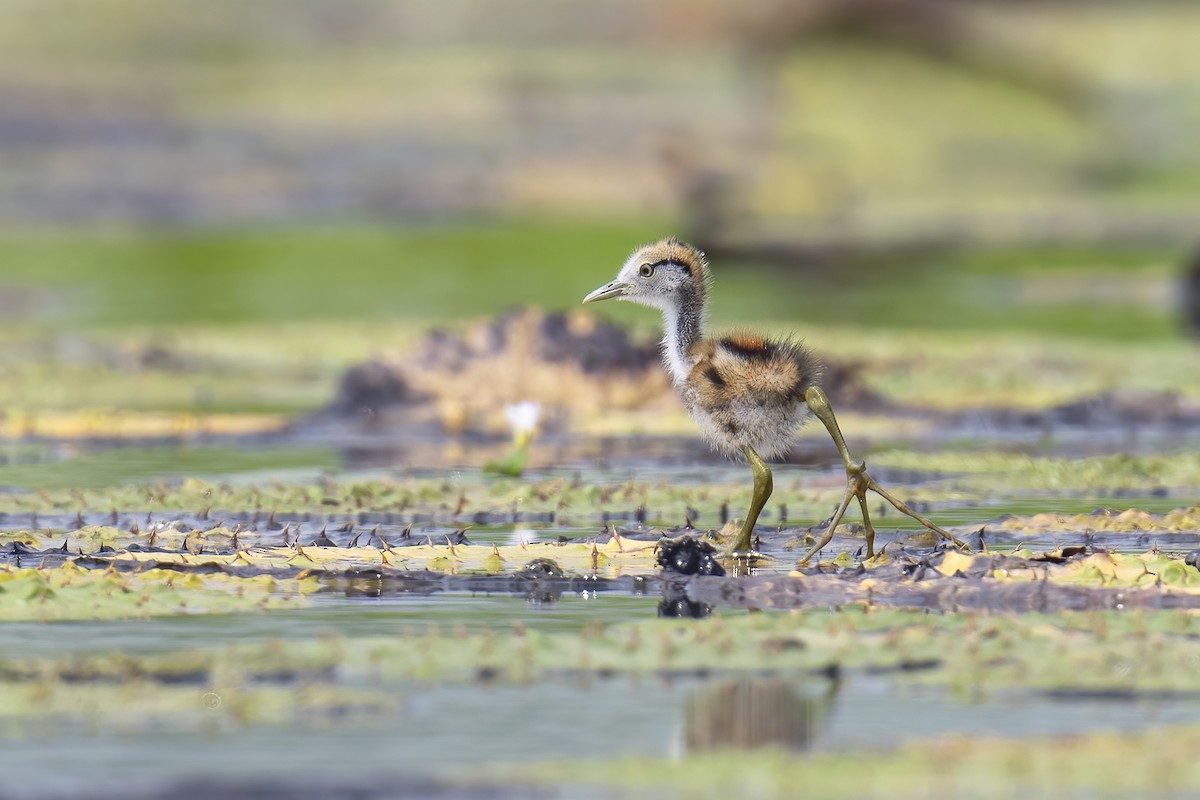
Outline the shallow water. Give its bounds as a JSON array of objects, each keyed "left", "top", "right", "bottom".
[
  {"left": 2, "top": 436, "right": 1199, "bottom": 797},
  {"left": 4, "top": 625, "right": 1200, "bottom": 799},
  {"left": 0, "top": 592, "right": 664, "bottom": 661}
]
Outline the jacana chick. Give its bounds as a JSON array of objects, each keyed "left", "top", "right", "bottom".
[{"left": 583, "top": 237, "right": 966, "bottom": 563}]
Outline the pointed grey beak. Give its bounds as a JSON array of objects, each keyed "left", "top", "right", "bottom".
[{"left": 582, "top": 280, "right": 629, "bottom": 304}]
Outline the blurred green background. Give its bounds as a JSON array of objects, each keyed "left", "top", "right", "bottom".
[{"left": 0, "top": 0, "right": 1198, "bottom": 428}]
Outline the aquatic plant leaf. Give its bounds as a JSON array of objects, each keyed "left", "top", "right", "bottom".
[
  {"left": 0, "top": 681, "right": 398, "bottom": 737},
  {"left": 79, "top": 538, "right": 660, "bottom": 578},
  {"left": 993, "top": 506, "right": 1200, "bottom": 534},
  {"left": 934, "top": 550, "right": 976, "bottom": 577},
  {"left": 0, "top": 565, "right": 316, "bottom": 621}
]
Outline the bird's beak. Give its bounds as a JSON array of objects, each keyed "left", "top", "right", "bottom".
[{"left": 582, "top": 280, "right": 629, "bottom": 304}]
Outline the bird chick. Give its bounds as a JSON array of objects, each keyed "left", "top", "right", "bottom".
[{"left": 584, "top": 237, "right": 966, "bottom": 563}]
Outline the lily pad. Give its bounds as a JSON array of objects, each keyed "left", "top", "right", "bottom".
[{"left": 0, "top": 563, "right": 317, "bottom": 621}]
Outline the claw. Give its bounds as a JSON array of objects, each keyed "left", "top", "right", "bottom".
[{"left": 798, "top": 386, "right": 967, "bottom": 566}]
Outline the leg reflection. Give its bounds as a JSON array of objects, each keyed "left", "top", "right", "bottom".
[{"left": 682, "top": 674, "right": 840, "bottom": 754}]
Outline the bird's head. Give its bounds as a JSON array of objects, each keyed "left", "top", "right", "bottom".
[{"left": 583, "top": 237, "right": 709, "bottom": 311}]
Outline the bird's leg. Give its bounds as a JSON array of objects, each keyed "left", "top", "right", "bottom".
[
  {"left": 798, "top": 386, "right": 966, "bottom": 566},
  {"left": 855, "top": 493, "right": 876, "bottom": 555},
  {"left": 730, "top": 445, "right": 772, "bottom": 557}
]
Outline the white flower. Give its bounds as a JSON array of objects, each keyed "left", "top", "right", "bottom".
[{"left": 504, "top": 401, "right": 541, "bottom": 446}]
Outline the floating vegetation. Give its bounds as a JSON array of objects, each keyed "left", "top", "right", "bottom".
[
  {"left": 0, "top": 562, "right": 316, "bottom": 622},
  {"left": 713, "top": 549, "right": 1200, "bottom": 613},
  {"left": 518, "top": 724, "right": 1200, "bottom": 799},
  {"left": 0, "top": 473, "right": 927, "bottom": 543},
  {"left": 871, "top": 450, "right": 1200, "bottom": 495},
  {"left": 994, "top": 507, "right": 1200, "bottom": 534},
  {"left": 0, "top": 680, "right": 397, "bottom": 738},
  {"left": 0, "top": 469, "right": 1198, "bottom": 594},
  {"left": 76, "top": 539, "right": 658, "bottom": 580},
  {"left": 0, "top": 458, "right": 1195, "bottom": 537},
  {"left": 6, "top": 608, "right": 1200, "bottom": 694}
]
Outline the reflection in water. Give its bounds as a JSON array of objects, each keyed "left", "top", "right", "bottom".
[
  {"left": 508, "top": 528, "right": 538, "bottom": 546},
  {"left": 658, "top": 581, "right": 712, "bottom": 619},
  {"left": 518, "top": 557, "right": 565, "bottom": 606},
  {"left": 342, "top": 576, "right": 384, "bottom": 598},
  {"left": 523, "top": 585, "right": 563, "bottom": 606},
  {"left": 682, "top": 675, "right": 840, "bottom": 754}
]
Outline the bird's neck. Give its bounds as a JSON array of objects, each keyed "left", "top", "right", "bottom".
[{"left": 661, "top": 294, "right": 704, "bottom": 385}]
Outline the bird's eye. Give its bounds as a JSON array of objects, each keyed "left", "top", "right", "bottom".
[{"left": 638, "top": 264, "right": 655, "bottom": 278}]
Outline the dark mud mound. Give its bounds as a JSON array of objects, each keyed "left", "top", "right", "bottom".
[
  {"left": 308, "top": 307, "right": 672, "bottom": 435},
  {"left": 314, "top": 307, "right": 885, "bottom": 428},
  {"left": 328, "top": 358, "right": 425, "bottom": 416},
  {"left": 412, "top": 307, "right": 659, "bottom": 376},
  {"left": 1049, "top": 390, "right": 1200, "bottom": 426}
]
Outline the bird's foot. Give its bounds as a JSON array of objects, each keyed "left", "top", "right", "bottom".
[
  {"left": 797, "top": 460, "right": 967, "bottom": 567},
  {"left": 727, "top": 546, "right": 773, "bottom": 564},
  {"left": 725, "top": 522, "right": 775, "bottom": 562},
  {"left": 859, "top": 468, "right": 967, "bottom": 551}
]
